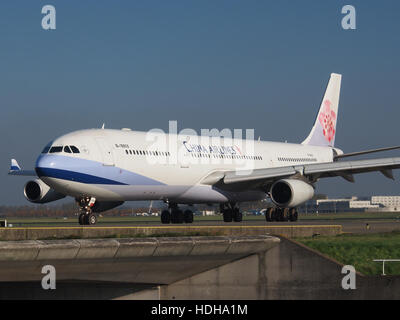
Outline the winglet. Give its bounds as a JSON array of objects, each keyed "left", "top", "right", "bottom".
[{"left": 10, "top": 159, "right": 21, "bottom": 172}]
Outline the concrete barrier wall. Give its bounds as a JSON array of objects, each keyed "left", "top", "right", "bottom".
[
  {"left": 1, "top": 235, "right": 399, "bottom": 299},
  {"left": 0, "top": 235, "right": 280, "bottom": 262},
  {"left": 0, "top": 225, "right": 341, "bottom": 241},
  {"left": 160, "top": 237, "right": 400, "bottom": 300}
]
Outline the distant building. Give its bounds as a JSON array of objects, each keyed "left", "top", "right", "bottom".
[
  {"left": 297, "top": 200, "right": 317, "bottom": 213},
  {"left": 370, "top": 196, "right": 400, "bottom": 212},
  {"left": 202, "top": 210, "right": 215, "bottom": 216},
  {"left": 298, "top": 196, "right": 380, "bottom": 213},
  {"left": 349, "top": 200, "right": 380, "bottom": 209},
  {"left": 316, "top": 199, "right": 359, "bottom": 213}
]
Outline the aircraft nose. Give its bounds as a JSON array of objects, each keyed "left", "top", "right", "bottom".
[{"left": 35, "top": 154, "right": 58, "bottom": 178}]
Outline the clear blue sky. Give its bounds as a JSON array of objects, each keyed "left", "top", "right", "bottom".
[{"left": 1, "top": 0, "right": 400, "bottom": 204}]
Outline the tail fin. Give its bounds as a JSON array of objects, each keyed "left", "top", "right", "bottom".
[
  {"left": 10, "top": 159, "right": 21, "bottom": 172},
  {"left": 302, "top": 73, "right": 342, "bottom": 147}
]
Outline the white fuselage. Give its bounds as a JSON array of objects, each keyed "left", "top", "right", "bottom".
[{"left": 35, "top": 129, "right": 335, "bottom": 204}]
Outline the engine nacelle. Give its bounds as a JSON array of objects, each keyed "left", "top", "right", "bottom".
[
  {"left": 24, "top": 179, "right": 66, "bottom": 204},
  {"left": 270, "top": 179, "right": 314, "bottom": 208}
]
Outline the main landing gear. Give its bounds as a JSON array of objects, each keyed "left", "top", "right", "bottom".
[
  {"left": 265, "top": 207, "right": 298, "bottom": 222},
  {"left": 77, "top": 197, "right": 98, "bottom": 225},
  {"left": 220, "top": 203, "right": 242, "bottom": 222},
  {"left": 160, "top": 203, "right": 194, "bottom": 224}
]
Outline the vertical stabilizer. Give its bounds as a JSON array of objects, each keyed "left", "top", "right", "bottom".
[{"left": 302, "top": 73, "right": 342, "bottom": 147}]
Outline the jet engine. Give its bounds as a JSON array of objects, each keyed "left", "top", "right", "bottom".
[
  {"left": 270, "top": 179, "right": 314, "bottom": 207},
  {"left": 24, "top": 179, "right": 66, "bottom": 204}
]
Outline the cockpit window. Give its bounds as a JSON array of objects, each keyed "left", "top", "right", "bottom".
[
  {"left": 41, "top": 141, "right": 53, "bottom": 154},
  {"left": 41, "top": 142, "right": 80, "bottom": 154},
  {"left": 70, "top": 146, "right": 80, "bottom": 154},
  {"left": 64, "top": 146, "right": 72, "bottom": 153},
  {"left": 49, "top": 146, "right": 63, "bottom": 153},
  {"left": 42, "top": 146, "right": 51, "bottom": 154}
]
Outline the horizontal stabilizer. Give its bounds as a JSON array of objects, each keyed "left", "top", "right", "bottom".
[
  {"left": 335, "top": 145, "right": 400, "bottom": 160},
  {"left": 8, "top": 159, "right": 36, "bottom": 176}
]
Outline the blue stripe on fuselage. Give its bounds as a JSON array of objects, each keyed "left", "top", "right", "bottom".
[
  {"left": 35, "top": 154, "right": 165, "bottom": 186},
  {"left": 36, "top": 167, "right": 127, "bottom": 185}
]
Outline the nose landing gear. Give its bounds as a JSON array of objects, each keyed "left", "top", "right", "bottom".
[{"left": 77, "top": 197, "right": 98, "bottom": 225}]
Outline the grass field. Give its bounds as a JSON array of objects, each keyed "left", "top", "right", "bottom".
[
  {"left": 300, "top": 211, "right": 400, "bottom": 220},
  {"left": 296, "top": 231, "right": 400, "bottom": 276}
]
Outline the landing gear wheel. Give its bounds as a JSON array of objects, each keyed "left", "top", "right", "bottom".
[
  {"left": 77, "top": 196, "right": 97, "bottom": 225},
  {"left": 83, "top": 214, "right": 89, "bottom": 225},
  {"left": 265, "top": 208, "right": 273, "bottom": 222},
  {"left": 79, "top": 213, "right": 85, "bottom": 225},
  {"left": 223, "top": 209, "right": 233, "bottom": 222},
  {"left": 171, "top": 209, "right": 184, "bottom": 224},
  {"left": 88, "top": 213, "right": 97, "bottom": 225},
  {"left": 271, "top": 208, "right": 279, "bottom": 221},
  {"left": 282, "top": 208, "right": 289, "bottom": 222},
  {"left": 183, "top": 210, "right": 194, "bottom": 223},
  {"left": 289, "top": 208, "right": 298, "bottom": 222},
  {"left": 161, "top": 210, "right": 171, "bottom": 224},
  {"left": 276, "top": 208, "right": 285, "bottom": 221},
  {"left": 233, "top": 208, "right": 242, "bottom": 222}
]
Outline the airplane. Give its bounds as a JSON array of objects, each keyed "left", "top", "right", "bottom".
[{"left": 9, "top": 73, "right": 400, "bottom": 225}]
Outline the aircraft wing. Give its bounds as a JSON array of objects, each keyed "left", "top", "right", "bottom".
[
  {"left": 8, "top": 159, "right": 37, "bottom": 176},
  {"left": 220, "top": 157, "right": 400, "bottom": 187}
]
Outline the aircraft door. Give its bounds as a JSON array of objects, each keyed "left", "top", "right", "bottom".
[{"left": 95, "top": 138, "right": 115, "bottom": 166}]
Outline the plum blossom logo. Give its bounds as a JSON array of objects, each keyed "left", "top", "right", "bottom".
[{"left": 318, "top": 100, "right": 336, "bottom": 143}]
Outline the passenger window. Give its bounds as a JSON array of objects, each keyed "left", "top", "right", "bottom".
[
  {"left": 64, "top": 146, "right": 72, "bottom": 153},
  {"left": 49, "top": 146, "right": 63, "bottom": 153},
  {"left": 70, "top": 146, "right": 80, "bottom": 153}
]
